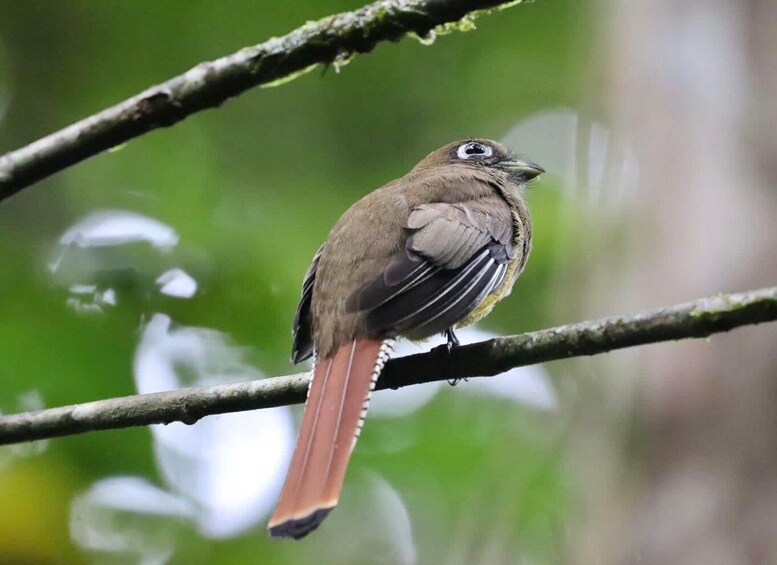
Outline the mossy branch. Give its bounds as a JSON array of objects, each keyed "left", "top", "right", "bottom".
[
  {"left": 0, "top": 286, "right": 774, "bottom": 446},
  {"left": 0, "top": 0, "right": 526, "bottom": 202}
]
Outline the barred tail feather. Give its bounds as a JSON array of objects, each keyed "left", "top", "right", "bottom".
[{"left": 268, "top": 338, "right": 395, "bottom": 539}]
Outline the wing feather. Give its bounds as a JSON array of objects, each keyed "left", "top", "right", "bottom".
[
  {"left": 292, "top": 246, "right": 324, "bottom": 364},
  {"left": 347, "top": 196, "right": 515, "bottom": 340}
]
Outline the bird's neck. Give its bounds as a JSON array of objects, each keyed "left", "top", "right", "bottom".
[{"left": 491, "top": 178, "right": 532, "bottom": 263}]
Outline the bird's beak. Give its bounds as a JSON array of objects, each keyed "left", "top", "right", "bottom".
[{"left": 500, "top": 158, "right": 545, "bottom": 182}]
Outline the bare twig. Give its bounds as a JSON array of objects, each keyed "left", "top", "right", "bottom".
[
  {"left": 0, "top": 286, "right": 774, "bottom": 445},
  {"left": 0, "top": 0, "right": 525, "bottom": 202}
]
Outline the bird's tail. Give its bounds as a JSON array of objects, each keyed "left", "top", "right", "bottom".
[{"left": 268, "top": 338, "right": 395, "bottom": 539}]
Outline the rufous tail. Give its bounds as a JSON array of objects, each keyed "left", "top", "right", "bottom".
[{"left": 268, "top": 338, "right": 395, "bottom": 539}]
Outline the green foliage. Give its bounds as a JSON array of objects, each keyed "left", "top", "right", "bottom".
[{"left": 0, "top": 0, "right": 591, "bottom": 562}]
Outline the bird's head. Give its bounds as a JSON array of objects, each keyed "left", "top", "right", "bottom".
[{"left": 414, "top": 138, "right": 544, "bottom": 187}]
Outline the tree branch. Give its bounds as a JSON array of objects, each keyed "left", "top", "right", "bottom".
[
  {"left": 1, "top": 286, "right": 774, "bottom": 446},
  {"left": 0, "top": 0, "right": 525, "bottom": 202}
]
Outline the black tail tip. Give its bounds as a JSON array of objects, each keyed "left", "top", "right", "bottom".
[{"left": 268, "top": 507, "right": 333, "bottom": 540}]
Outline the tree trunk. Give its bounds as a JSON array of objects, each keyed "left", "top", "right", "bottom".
[{"left": 577, "top": 1, "right": 777, "bottom": 563}]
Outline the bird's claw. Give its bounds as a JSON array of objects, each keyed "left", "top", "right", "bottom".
[
  {"left": 444, "top": 328, "right": 465, "bottom": 386},
  {"left": 444, "top": 328, "right": 460, "bottom": 353}
]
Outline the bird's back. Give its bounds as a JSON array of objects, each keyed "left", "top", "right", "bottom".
[{"left": 311, "top": 167, "right": 509, "bottom": 357}]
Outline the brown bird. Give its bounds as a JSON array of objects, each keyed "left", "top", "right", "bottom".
[{"left": 268, "top": 139, "right": 543, "bottom": 539}]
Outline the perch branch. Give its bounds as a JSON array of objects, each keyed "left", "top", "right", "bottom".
[
  {"left": 0, "top": 286, "right": 775, "bottom": 445},
  {"left": 0, "top": 0, "right": 525, "bottom": 202}
]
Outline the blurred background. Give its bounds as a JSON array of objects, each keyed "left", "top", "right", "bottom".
[{"left": 0, "top": 1, "right": 775, "bottom": 563}]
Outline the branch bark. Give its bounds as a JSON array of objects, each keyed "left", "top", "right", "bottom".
[
  {"left": 0, "top": 0, "right": 524, "bottom": 202},
  {"left": 1, "top": 286, "right": 774, "bottom": 446}
]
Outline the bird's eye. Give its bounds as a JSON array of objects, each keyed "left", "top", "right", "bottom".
[{"left": 457, "top": 142, "right": 493, "bottom": 160}]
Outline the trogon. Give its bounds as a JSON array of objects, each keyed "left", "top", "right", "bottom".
[{"left": 269, "top": 139, "right": 543, "bottom": 539}]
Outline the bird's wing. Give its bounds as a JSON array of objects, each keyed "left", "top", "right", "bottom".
[
  {"left": 346, "top": 197, "right": 515, "bottom": 337},
  {"left": 292, "top": 245, "right": 324, "bottom": 364}
]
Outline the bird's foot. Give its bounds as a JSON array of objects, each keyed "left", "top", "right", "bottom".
[
  {"left": 444, "top": 328, "right": 468, "bottom": 386},
  {"left": 444, "top": 328, "right": 460, "bottom": 352}
]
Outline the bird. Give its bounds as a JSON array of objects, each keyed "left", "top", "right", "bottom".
[{"left": 267, "top": 138, "right": 543, "bottom": 539}]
